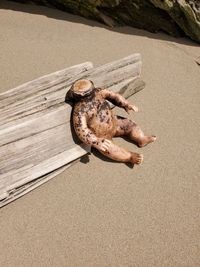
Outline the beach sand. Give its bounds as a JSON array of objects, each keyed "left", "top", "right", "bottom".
[{"left": 0, "top": 1, "right": 199, "bottom": 266}]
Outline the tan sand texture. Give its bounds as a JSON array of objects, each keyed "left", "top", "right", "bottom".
[{"left": 0, "top": 1, "right": 200, "bottom": 266}]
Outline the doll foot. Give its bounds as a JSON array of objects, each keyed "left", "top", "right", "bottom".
[
  {"left": 130, "top": 153, "right": 143, "bottom": 165},
  {"left": 138, "top": 135, "right": 156, "bottom": 148}
]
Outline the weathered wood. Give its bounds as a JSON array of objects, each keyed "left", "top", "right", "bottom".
[{"left": 0, "top": 54, "right": 145, "bottom": 207}]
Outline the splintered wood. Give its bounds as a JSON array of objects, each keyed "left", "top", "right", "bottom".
[{"left": 0, "top": 54, "right": 145, "bottom": 207}]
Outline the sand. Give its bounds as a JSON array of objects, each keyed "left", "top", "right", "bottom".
[{"left": 0, "top": 1, "right": 200, "bottom": 266}]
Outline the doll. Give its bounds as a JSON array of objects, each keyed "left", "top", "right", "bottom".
[{"left": 67, "top": 79, "right": 156, "bottom": 165}]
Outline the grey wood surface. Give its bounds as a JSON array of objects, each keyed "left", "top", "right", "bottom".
[{"left": 0, "top": 54, "right": 145, "bottom": 207}]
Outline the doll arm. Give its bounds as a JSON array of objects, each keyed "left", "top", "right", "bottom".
[
  {"left": 100, "top": 89, "right": 138, "bottom": 113},
  {"left": 73, "top": 113, "right": 111, "bottom": 152}
]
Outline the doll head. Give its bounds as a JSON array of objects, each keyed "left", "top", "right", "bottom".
[{"left": 70, "top": 79, "right": 95, "bottom": 98}]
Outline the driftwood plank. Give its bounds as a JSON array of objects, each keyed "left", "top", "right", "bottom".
[{"left": 0, "top": 54, "right": 145, "bottom": 207}]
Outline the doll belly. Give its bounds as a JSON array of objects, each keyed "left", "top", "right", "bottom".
[{"left": 89, "top": 114, "right": 115, "bottom": 139}]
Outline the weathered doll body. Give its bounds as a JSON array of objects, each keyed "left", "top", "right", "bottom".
[{"left": 67, "top": 79, "right": 156, "bottom": 165}]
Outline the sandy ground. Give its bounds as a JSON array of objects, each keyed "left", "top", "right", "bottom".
[{"left": 0, "top": 1, "right": 200, "bottom": 266}]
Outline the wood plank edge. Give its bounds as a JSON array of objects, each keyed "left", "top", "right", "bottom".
[
  {"left": 0, "top": 162, "right": 73, "bottom": 208},
  {"left": 0, "top": 62, "right": 94, "bottom": 97}
]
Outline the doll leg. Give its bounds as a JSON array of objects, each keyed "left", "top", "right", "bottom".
[
  {"left": 114, "top": 116, "right": 156, "bottom": 147},
  {"left": 97, "top": 141, "right": 143, "bottom": 165}
]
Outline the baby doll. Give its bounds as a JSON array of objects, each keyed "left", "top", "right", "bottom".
[{"left": 67, "top": 79, "right": 156, "bottom": 165}]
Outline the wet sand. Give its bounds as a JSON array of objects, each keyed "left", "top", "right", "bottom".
[{"left": 0, "top": 1, "right": 199, "bottom": 266}]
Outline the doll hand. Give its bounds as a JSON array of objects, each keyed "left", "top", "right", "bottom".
[
  {"left": 125, "top": 104, "right": 138, "bottom": 114},
  {"left": 94, "top": 138, "right": 112, "bottom": 152}
]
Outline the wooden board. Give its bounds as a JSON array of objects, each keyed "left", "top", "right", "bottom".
[{"left": 0, "top": 54, "right": 145, "bottom": 207}]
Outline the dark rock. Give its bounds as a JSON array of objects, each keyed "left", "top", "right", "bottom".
[{"left": 7, "top": 0, "right": 200, "bottom": 43}]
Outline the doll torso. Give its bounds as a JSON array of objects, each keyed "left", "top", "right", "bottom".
[{"left": 73, "top": 90, "right": 116, "bottom": 139}]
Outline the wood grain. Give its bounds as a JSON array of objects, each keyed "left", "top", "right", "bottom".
[{"left": 0, "top": 54, "right": 144, "bottom": 207}]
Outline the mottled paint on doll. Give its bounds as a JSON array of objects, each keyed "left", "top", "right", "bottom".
[{"left": 67, "top": 79, "right": 156, "bottom": 165}]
